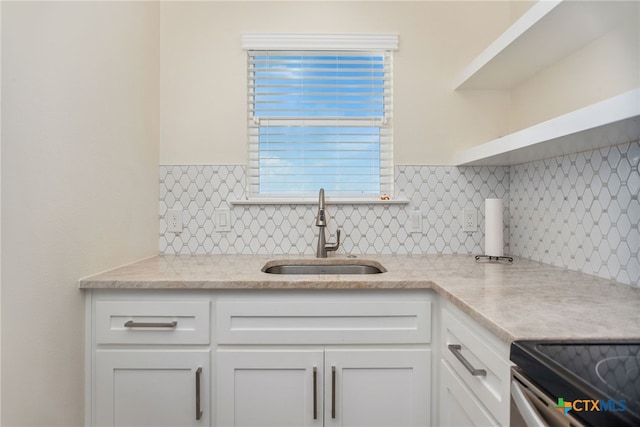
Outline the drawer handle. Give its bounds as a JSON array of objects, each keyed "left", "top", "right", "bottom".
[
  {"left": 331, "top": 366, "right": 336, "bottom": 419},
  {"left": 312, "top": 367, "right": 318, "bottom": 420},
  {"left": 448, "top": 344, "right": 487, "bottom": 377},
  {"left": 195, "top": 367, "right": 203, "bottom": 421},
  {"left": 124, "top": 320, "right": 178, "bottom": 328}
]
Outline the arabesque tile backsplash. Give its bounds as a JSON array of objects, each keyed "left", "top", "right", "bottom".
[
  {"left": 159, "top": 165, "right": 510, "bottom": 256},
  {"left": 159, "top": 140, "right": 640, "bottom": 287},
  {"left": 509, "top": 140, "right": 639, "bottom": 286}
]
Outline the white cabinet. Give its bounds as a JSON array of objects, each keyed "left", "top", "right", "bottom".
[
  {"left": 87, "top": 289, "right": 434, "bottom": 427},
  {"left": 326, "top": 349, "right": 430, "bottom": 427},
  {"left": 87, "top": 291, "right": 212, "bottom": 427},
  {"left": 217, "top": 349, "right": 324, "bottom": 427},
  {"left": 215, "top": 291, "right": 433, "bottom": 427},
  {"left": 95, "top": 350, "right": 210, "bottom": 427},
  {"left": 216, "top": 298, "right": 431, "bottom": 345},
  {"left": 437, "top": 302, "right": 511, "bottom": 427},
  {"left": 216, "top": 348, "right": 430, "bottom": 427},
  {"left": 439, "top": 359, "right": 496, "bottom": 427},
  {"left": 85, "top": 289, "right": 522, "bottom": 427},
  {"left": 94, "top": 299, "right": 210, "bottom": 345}
]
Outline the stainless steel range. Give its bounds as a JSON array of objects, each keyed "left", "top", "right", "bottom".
[{"left": 510, "top": 340, "right": 640, "bottom": 427}]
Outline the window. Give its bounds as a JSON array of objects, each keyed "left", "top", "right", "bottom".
[{"left": 244, "top": 34, "right": 397, "bottom": 198}]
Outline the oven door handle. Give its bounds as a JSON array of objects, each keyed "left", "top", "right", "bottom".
[{"left": 511, "top": 380, "right": 547, "bottom": 427}]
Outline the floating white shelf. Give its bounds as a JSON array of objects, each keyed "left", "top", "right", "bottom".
[
  {"left": 453, "top": 0, "right": 636, "bottom": 90},
  {"left": 455, "top": 89, "right": 640, "bottom": 166}
]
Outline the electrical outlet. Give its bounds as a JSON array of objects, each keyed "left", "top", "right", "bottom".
[
  {"left": 167, "top": 209, "right": 183, "bottom": 233},
  {"left": 216, "top": 209, "right": 231, "bottom": 232},
  {"left": 410, "top": 210, "right": 423, "bottom": 233},
  {"left": 462, "top": 208, "right": 477, "bottom": 232}
]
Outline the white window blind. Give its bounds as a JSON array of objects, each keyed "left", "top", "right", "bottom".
[{"left": 245, "top": 36, "right": 395, "bottom": 198}]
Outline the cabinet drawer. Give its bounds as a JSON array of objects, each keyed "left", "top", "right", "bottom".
[
  {"left": 441, "top": 307, "right": 510, "bottom": 424},
  {"left": 95, "top": 300, "right": 210, "bottom": 345},
  {"left": 439, "top": 359, "right": 498, "bottom": 427},
  {"left": 217, "top": 299, "right": 431, "bottom": 344}
]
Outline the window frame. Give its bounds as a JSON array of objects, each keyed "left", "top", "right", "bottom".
[{"left": 243, "top": 33, "right": 398, "bottom": 200}]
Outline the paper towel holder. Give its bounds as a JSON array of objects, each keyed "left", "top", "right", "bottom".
[{"left": 475, "top": 255, "right": 513, "bottom": 264}]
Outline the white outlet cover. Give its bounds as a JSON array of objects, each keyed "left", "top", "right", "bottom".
[
  {"left": 462, "top": 208, "right": 477, "bottom": 232},
  {"left": 411, "top": 210, "right": 423, "bottom": 233},
  {"left": 216, "top": 209, "right": 231, "bottom": 232},
  {"left": 167, "top": 209, "right": 183, "bottom": 233}
]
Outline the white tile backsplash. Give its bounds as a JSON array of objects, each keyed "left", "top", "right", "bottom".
[
  {"left": 159, "top": 165, "right": 509, "bottom": 256},
  {"left": 158, "top": 140, "right": 640, "bottom": 287},
  {"left": 509, "top": 140, "right": 640, "bottom": 287}
]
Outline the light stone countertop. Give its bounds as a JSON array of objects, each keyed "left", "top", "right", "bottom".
[{"left": 79, "top": 254, "right": 640, "bottom": 344}]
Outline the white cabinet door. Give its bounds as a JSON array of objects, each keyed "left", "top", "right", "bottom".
[
  {"left": 325, "top": 349, "right": 431, "bottom": 427},
  {"left": 439, "top": 360, "right": 498, "bottom": 427},
  {"left": 95, "top": 350, "right": 210, "bottom": 427},
  {"left": 216, "top": 349, "right": 324, "bottom": 427}
]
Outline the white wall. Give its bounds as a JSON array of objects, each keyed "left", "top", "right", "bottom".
[
  {"left": 1, "top": 2, "right": 159, "bottom": 425},
  {"left": 509, "top": 0, "right": 535, "bottom": 23},
  {"left": 160, "top": 1, "right": 512, "bottom": 166}
]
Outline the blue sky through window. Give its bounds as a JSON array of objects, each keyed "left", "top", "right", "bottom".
[
  {"left": 259, "top": 126, "right": 381, "bottom": 195},
  {"left": 251, "top": 52, "right": 387, "bottom": 196}
]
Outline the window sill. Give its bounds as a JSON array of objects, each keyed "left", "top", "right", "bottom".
[{"left": 230, "top": 197, "right": 410, "bottom": 206}]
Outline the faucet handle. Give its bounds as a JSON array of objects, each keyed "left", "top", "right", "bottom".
[{"left": 326, "top": 228, "right": 341, "bottom": 253}]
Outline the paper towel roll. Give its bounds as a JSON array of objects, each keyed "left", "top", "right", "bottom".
[{"left": 484, "top": 198, "right": 504, "bottom": 257}]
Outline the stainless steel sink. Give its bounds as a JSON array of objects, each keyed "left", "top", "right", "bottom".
[{"left": 262, "top": 260, "right": 386, "bottom": 275}]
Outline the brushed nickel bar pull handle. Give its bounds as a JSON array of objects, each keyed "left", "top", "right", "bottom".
[
  {"left": 195, "top": 367, "right": 203, "bottom": 421},
  {"left": 448, "top": 344, "right": 487, "bottom": 377},
  {"left": 124, "top": 320, "right": 177, "bottom": 328},
  {"left": 312, "top": 367, "right": 318, "bottom": 420},
  {"left": 331, "top": 366, "right": 336, "bottom": 419}
]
